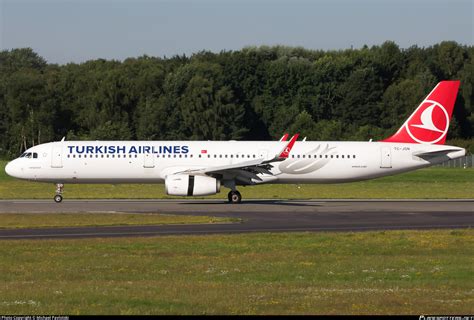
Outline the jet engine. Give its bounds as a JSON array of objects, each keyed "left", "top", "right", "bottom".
[{"left": 165, "top": 174, "right": 221, "bottom": 196}]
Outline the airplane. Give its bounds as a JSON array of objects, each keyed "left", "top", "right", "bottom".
[{"left": 4, "top": 80, "right": 466, "bottom": 204}]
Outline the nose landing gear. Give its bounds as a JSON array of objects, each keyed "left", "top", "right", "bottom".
[
  {"left": 54, "top": 183, "right": 64, "bottom": 203},
  {"left": 227, "top": 190, "right": 242, "bottom": 204}
]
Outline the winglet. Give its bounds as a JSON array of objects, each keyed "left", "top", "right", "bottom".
[
  {"left": 278, "top": 133, "right": 299, "bottom": 158},
  {"left": 279, "top": 133, "right": 289, "bottom": 142}
]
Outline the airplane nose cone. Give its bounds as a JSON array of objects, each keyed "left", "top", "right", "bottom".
[
  {"left": 5, "top": 161, "right": 18, "bottom": 178},
  {"left": 5, "top": 161, "right": 11, "bottom": 176}
]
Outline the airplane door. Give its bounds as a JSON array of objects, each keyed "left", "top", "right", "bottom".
[
  {"left": 143, "top": 153, "right": 155, "bottom": 168},
  {"left": 51, "top": 143, "right": 63, "bottom": 168},
  {"left": 380, "top": 147, "right": 392, "bottom": 168}
]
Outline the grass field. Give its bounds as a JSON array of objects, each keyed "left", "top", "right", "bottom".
[
  {"left": 1, "top": 160, "right": 473, "bottom": 199},
  {"left": 0, "top": 213, "right": 236, "bottom": 229},
  {"left": 0, "top": 230, "right": 472, "bottom": 315}
]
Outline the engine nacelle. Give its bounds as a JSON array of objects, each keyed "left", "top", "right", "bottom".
[{"left": 165, "top": 174, "right": 221, "bottom": 196}]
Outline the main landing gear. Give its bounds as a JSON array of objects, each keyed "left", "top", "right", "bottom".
[
  {"left": 54, "top": 183, "right": 64, "bottom": 203},
  {"left": 227, "top": 190, "right": 242, "bottom": 204}
]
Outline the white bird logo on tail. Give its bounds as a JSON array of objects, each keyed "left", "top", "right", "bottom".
[
  {"left": 410, "top": 103, "right": 444, "bottom": 133},
  {"left": 405, "top": 99, "right": 450, "bottom": 144}
]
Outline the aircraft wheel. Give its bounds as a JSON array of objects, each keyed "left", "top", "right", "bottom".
[
  {"left": 228, "top": 190, "right": 242, "bottom": 204},
  {"left": 54, "top": 194, "right": 63, "bottom": 203}
]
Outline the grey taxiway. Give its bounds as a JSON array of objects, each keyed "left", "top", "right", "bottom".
[{"left": 0, "top": 199, "right": 473, "bottom": 240}]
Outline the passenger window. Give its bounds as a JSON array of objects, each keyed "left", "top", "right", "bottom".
[
  {"left": 342, "top": 155, "right": 344, "bottom": 159},
  {"left": 336, "top": 155, "right": 339, "bottom": 158},
  {"left": 199, "top": 155, "right": 201, "bottom": 158},
  {"left": 353, "top": 155, "right": 356, "bottom": 158}
]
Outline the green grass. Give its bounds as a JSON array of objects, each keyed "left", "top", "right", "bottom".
[
  {"left": 0, "top": 230, "right": 473, "bottom": 314},
  {"left": 1, "top": 160, "right": 473, "bottom": 199},
  {"left": 0, "top": 213, "right": 237, "bottom": 229}
]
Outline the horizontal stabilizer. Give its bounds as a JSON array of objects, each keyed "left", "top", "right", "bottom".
[{"left": 413, "top": 148, "right": 466, "bottom": 160}]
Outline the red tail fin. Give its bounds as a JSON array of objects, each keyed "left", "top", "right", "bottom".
[{"left": 382, "top": 80, "right": 460, "bottom": 145}]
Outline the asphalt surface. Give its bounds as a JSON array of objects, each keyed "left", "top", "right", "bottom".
[{"left": 0, "top": 199, "right": 473, "bottom": 239}]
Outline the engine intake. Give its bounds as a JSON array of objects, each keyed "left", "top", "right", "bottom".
[{"left": 165, "top": 174, "right": 221, "bottom": 196}]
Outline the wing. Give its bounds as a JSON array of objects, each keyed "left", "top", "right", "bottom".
[{"left": 175, "top": 134, "right": 299, "bottom": 185}]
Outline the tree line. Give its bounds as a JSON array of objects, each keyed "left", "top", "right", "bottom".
[{"left": 0, "top": 41, "right": 473, "bottom": 158}]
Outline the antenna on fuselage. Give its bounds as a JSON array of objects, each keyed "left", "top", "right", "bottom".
[
  {"left": 302, "top": 137, "right": 307, "bottom": 142},
  {"left": 61, "top": 137, "right": 65, "bottom": 142}
]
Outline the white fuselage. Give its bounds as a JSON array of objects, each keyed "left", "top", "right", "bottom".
[{"left": 5, "top": 140, "right": 466, "bottom": 185}]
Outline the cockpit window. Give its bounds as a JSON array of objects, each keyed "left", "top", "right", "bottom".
[{"left": 20, "top": 152, "right": 37, "bottom": 159}]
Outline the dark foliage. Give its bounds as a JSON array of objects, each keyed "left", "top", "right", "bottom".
[{"left": 0, "top": 42, "right": 473, "bottom": 158}]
